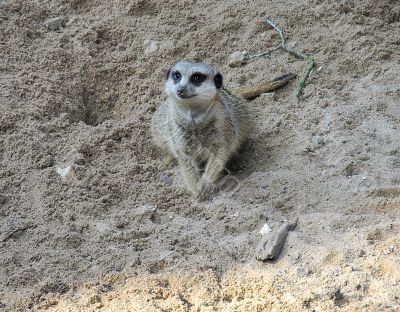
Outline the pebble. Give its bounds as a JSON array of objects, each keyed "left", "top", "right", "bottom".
[
  {"left": 310, "top": 136, "right": 325, "bottom": 146},
  {"left": 344, "top": 265, "right": 353, "bottom": 273},
  {"left": 56, "top": 165, "right": 77, "bottom": 183},
  {"left": 228, "top": 51, "right": 248, "bottom": 67},
  {"left": 43, "top": 16, "right": 68, "bottom": 31},
  {"left": 160, "top": 173, "right": 173, "bottom": 186},
  {"left": 259, "top": 223, "right": 272, "bottom": 236},
  {"left": 143, "top": 39, "right": 159, "bottom": 55},
  {"left": 95, "top": 222, "right": 111, "bottom": 233},
  {"left": 331, "top": 288, "right": 344, "bottom": 305}
]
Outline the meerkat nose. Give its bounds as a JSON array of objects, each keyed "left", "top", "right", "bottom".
[{"left": 177, "top": 87, "right": 187, "bottom": 98}]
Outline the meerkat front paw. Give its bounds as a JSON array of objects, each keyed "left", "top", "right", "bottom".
[
  {"left": 196, "top": 180, "right": 216, "bottom": 202},
  {"left": 162, "top": 154, "right": 175, "bottom": 168}
]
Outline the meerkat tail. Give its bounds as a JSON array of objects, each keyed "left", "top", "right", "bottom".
[{"left": 232, "top": 73, "right": 297, "bottom": 100}]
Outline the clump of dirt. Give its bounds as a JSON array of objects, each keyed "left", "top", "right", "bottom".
[{"left": 0, "top": 0, "right": 400, "bottom": 311}]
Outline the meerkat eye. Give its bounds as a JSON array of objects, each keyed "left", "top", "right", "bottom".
[
  {"left": 171, "top": 71, "right": 181, "bottom": 82},
  {"left": 190, "top": 73, "right": 207, "bottom": 85}
]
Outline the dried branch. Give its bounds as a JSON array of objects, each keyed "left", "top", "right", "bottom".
[
  {"left": 264, "top": 18, "right": 315, "bottom": 98},
  {"left": 233, "top": 73, "right": 297, "bottom": 100}
]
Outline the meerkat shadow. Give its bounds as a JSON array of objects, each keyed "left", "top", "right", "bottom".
[{"left": 226, "top": 139, "right": 254, "bottom": 173}]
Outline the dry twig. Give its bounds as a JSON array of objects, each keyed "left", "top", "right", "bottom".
[
  {"left": 233, "top": 73, "right": 297, "bottom": 100},
  {"left": 264, "top": 18, "right": 315, "bottom": 98}
]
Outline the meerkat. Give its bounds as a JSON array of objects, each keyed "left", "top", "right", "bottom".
[{"left": 151, "top": 60, "right": 251, "bottom": 201}]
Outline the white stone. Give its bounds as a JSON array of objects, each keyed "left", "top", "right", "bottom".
[
  {"left": 56, "top": 165, "right": 76, "bottom": 182},
  {"left": 144, "top": 39, "right": 159, "bottom": 55},
  {"left": 259, "top": 223, "right": 272, "bottom": 236},
  {"left": 228, "top": 51, "right": 248, "bottom": 67}
]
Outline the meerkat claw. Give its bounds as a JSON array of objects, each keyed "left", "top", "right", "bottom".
[{"left": 196, "top": 181, "right": 216, "bottom": 202}]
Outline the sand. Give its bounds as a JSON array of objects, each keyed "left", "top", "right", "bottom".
[{"left": 1, "top": 0, "right": 400, "bottom": 311}]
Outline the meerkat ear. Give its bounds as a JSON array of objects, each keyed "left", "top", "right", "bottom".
[{"left": 214, "top": 73, "right": 223, "bottom": 89}]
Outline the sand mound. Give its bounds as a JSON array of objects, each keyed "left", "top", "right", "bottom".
[{"left": 1, "top": 0, "right": 399, "bottom": 310}]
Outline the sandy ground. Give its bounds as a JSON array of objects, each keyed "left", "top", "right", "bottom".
[{"left": 1, "top": 0, "right": 400, "bottom": 311}]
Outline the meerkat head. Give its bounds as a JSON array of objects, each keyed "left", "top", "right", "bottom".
[{"left": 165, "top": 60, "right": 223, "bottom": 106}]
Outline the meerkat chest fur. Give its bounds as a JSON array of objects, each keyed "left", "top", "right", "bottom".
[{"left": 168, "top": 99, "right": 220, "bottom": 154}]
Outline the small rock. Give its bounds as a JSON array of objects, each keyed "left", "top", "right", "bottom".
[
  {"left": 56, "top": 165, "right": 77, "bottom": 182},
  {"left": 331, "top": 288, "right": 344, "bottom": 305},
  {"left": 255, "top": 218, "right": 298, "bottom": 261},
  {"left": 135, "top": 204, "right": 156, "bottom": 216},
  {"left": 344, "top": 265, "right": 353, "bottom": 273},
  {"left": 383, "top": 246, "right": 395, "bottom": 255},
  {"left": 43, "top": 16, "right": 68, "bottom": 31},
  {"left": 296, "top": 267, "right": 312, "bottom": 277},
  {"left": 259, "top": 223, "right": 272, "bottom": 236},
  {"left": 143, "top": 39, "right": 159, "bottom": 55},
  {"left": 95, "top": 222, "right": 111, "bottom": 233},
  {"left": 315, "top": 137, "right": 325, "bottom": 145},
  {"left": 160, "top": 173, "right": 173, "bottom": 186},
  {"left": 159, "top": 40, "right": 175, "bottom": 52},
  {"left": 228, "top": 51, "right": 248, "bottom": 67},
  {"left": 367, "top": 228, "right": 383, "bottom": 243},
  {"left": 89, "top": 295, "right": 101, "bottom": 304}
]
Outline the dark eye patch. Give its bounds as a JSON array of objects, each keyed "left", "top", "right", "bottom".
[
  {"left": 171, "top": 71, "right": 181, "bottom": 83},
  {"left": 190, "top": 72, "right": 207, "bottom": 85}
]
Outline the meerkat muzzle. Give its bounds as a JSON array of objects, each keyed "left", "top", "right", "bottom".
[{"left": 177, "top": 87, "right": 196, "bottom": 99}]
